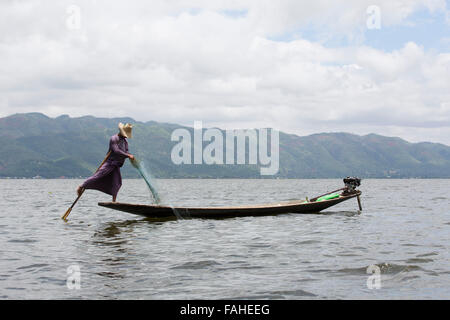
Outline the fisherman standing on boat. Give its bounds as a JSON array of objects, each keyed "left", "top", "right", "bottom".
[{"left": 77, "top": 123, "right": 135, "bottom": 202}]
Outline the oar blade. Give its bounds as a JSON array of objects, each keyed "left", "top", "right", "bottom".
[{"left": 62, "top": 207, "right": 72, "bottom": 221}]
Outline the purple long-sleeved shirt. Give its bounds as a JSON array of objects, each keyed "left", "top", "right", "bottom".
[
  {"left": 81, "top": 134, "right": 128, "bottom": 196},
  {"left": 108, "top": 134, "right": 129, "bottom": 167}
]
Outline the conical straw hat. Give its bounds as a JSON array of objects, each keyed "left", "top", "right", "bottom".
[{"left": 118, "top": 122, "right": 133, "bottom": 138}]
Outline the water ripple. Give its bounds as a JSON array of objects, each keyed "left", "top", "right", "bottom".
[{"left": 0, "top": 178, "right": 449, "bottom": 299}]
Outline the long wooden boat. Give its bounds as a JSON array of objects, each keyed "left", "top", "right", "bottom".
[{"left": 98, "top": 184, "right": 362, "bottom": 219}]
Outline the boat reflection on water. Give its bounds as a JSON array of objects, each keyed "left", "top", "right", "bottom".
[{"left": 91, "top": 220, "right": 143, "bottom": 280}]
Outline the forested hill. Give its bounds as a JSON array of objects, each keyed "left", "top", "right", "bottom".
[{"left": 1, "top": 113, "right": 449, "bottom": 178}]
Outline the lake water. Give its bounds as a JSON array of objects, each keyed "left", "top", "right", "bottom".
[{"left": 0, "top": 179, "right": 449, "bottom": 299}]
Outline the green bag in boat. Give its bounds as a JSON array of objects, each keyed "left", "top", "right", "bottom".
[{"left": 316, "top": 193, "right": 340, "bottom": 202}]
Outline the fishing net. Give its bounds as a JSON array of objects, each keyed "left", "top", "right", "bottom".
[
  {"left": 130, "top": 158, "right": 184, "bottom": 219},
  {"left": 130, "top": 158, "right": 161, "bottom": 204}
]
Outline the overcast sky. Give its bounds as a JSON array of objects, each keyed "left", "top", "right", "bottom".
[{"left": 0, "top": 0, "right": 449, "bottom": 144}]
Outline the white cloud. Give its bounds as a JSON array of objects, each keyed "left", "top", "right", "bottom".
[{"left": 0, "top": 0, "right": 449, "bottom": 144}]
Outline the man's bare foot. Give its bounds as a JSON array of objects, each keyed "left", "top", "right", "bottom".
[{"left": 77, "top": 186, "right": 83, "bottom": 197}]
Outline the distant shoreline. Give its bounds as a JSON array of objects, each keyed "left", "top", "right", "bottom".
[{"left": 2, "top": 113, "right": 449, "bottom": 179}]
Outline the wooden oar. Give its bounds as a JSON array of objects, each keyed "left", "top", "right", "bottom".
[{"left": 61, "top": 151, "right": 111, "bottom": 221}]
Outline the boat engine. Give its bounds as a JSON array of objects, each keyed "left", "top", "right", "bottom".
[{"left": 342, "top": 177, "right": 361, "bottom": 195}]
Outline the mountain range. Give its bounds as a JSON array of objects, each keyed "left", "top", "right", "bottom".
[{"left": 1, "top": 112, "right": 449, "bottom": 178}]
